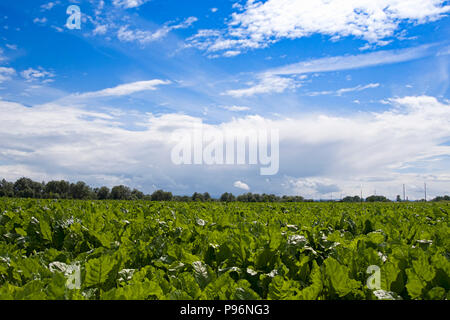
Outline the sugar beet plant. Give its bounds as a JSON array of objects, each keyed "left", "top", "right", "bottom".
[{"left": 0, "top": 198, "right": 448, "bottom": 300}]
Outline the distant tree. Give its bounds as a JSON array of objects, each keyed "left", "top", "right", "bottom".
[
  {"left": 0, "top": 179, "right": 14, "bottom": 197},
  {"left": 203, "top": 192, "right": 211, "bottom": 201},
  {"left": 69, "top": 181, "right": 92, "bottom": 199},
  {"left": 281, "top": 195, "right": 305, "bottom": 202},
  {"left": 192, "top": 192, "right": 204, "bottom": 202},
  {"left": 261, "top": 193, "right": 279, "bottom": 202},
  {"left": 173, "top": 195, "right": 190, "bottom": 202},
  {"left": 45, "top": 180, "right": 70, "bottom": 199},
  {"left": 432, "top": 195, "right": 450, "bottom": 202},
  {"left": 342, "top": 196, "right": 362, "bottom": 203},
  {"left": 110, "top": 185, "right": 132, "bottom": 200},
  {"left": 396, "top": 195, "right": 402, "bottom": 202},
  {"left": 96, "top": 186, "right": 110, "bottom": 200},
  {"left": 365, "top": 195, "right": 390, "bottom": 202},
  {"left": 131, "top": 189, "right": 145, "bottom": 200},
  {"left": 220, "top": 192, "right": 235, "bottom": 202},
  {"left": 14, "top": 177, "right": 43, "bottom": 198},
  {"left": 151, "top": 190, "right": 173, "bottom": 201}
]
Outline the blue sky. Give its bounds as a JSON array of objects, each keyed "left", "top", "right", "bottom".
[{"left": 0, "top": 0, "right": 449, "bottom": 199}]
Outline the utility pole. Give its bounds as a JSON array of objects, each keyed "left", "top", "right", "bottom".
[
  {"left": 403, "top": 184, "right": 406, "bottom": 201},
  {"left": 424, "top": 183, "right": 427, "bottom": 202},
  {"left": 360, "top": 185, "right": 363, "bottom": 203}
]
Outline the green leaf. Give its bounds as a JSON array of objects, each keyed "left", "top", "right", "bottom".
[
  {"left": 324, "top": 258, "right": 361, "bottom": 298},
  {"left": 40, "top": 218, "right": 52, "bottom": 242},
  {"left": 267, "top": 276, "right": 300, "bottom": 300},
  {"left": 101, "top": 281, "right": 162, "bottom": 300},
  {"left": 192, "top": 261, "right": 213, "bottom": 289},
  {"left": 425, "top": 287, "right": 446, "bottom": 300},
  {"left": 84, "top": 255, "right": 115, "bottom": 288},
  {"left": 298, "top": 260, "right": 323, "bottom": 300}
]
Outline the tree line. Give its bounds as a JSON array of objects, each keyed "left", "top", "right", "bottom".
[
  {"left": 0, "top": 177, "right": 448, "bottom": 202},
  {"left": 0, "top": 177, "right": 310, "bottom": 202}
]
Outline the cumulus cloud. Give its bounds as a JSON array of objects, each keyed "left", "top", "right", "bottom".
[
  {"left": 73, "top": 79, "right": 171, "bottom": 98},
  {"left": 0, "top": 95, "right": 449, "bottom": 198},
  {"left": 234, "top": 181, "right": 250, "bottom": 191},
  {"left": 0, "top": 67, "right": 15, "bottom": 83},
  {"left": 113, "top": 0, "right": 151, "bottom": 9},
  {"left": 21, "top": 67, "right": 55, "bottom": 83},
  {"left": 93, "top": 25, "right": 108, "bottom": 35},
  {"left": 188, "top": 0, "right": 450, "bottom": 56}
]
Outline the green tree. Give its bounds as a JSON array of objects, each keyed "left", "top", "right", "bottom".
[
  {"left": 203, "top": 192, "right": 211, "bottom": 201},
  {"left": 96, "top": 186, "right": 110, "bottom": 200},
  {"left": 365, "top": 195, "right": 390, "bottom": 202},
  {"left": 0, "top": 179, "right": 14, "bottom": 197},
  {"left": 14, "top": 177, "right": 43, "bottom": 198},
  {"left": 45, "top": 180, "right": 70, "bottom": 199},
  {"left": 69, "top": 181, "right": 92, "bottom": 199},
  {"left": 131, "top": 189, "right": 145, "bottom": 200},
  {"left": 151, "top": 190, "right": 173, "bottom": 201},
  {"left": 110, "top": 185, "right": 132, "bottom": 200},
  {"left": 192, "top": 192, "right": 204, "bottom": 201},
  {"left": 342, "top": 196, "right": 362, "bottom": 203},
  {"left": 220, "top": 192, "right": 235, "bottom": 202}
]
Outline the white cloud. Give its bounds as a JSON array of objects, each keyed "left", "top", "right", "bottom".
[
  {"left": 5, "top": 44, "right": 17, "bottom": 50},
  {"left": 234, "top": 181, "right": 250, "bottom": 191},
  {"left": 113, "top": 0, "right": 151, "bottom": 9},
  {"left": 93, "top": 25, "right": 108, "bottom": 35},
  {"left": 308, "top": 83, "right": 380, "bottom": 96},
  {"left": 117, "top": 17, "right": 197, "bottom": 44},
  {"left": 267, "top": 44, "right": 437, "bottom": 75},
  {"left": 33, "top": 17, "right": 47, "bottom": 24},
  {"left": 21, "top": 67, "right": 55, "bottom": 82},
  {"left": 41, "top": 1, "right": 60, "bottom": 11},
  {"left": 52, "top": 26, "right": 64, "bottom": 33},
  {"left": 0, "top": 95, "right": 449, "bottom": 198},
  {"left": 0, "top": 67, "right": 15, "bottom": 83},
  {"left": 221, "top": 105, "right": 251, "bottom": 112},
  {"left": 74, "top": 79, "right": 171, "bottom": 98},
  {"left": 211, "top": 8, "right": 218, "bottom": 13},
  {"left": 224, "top": 74, "right": 299, "bottom": 97},
  {"left": 189, "top": 0, "right": 450, "bottom": 55},
  {"left": 223, "top": 50, "right": 241, "bottom": 57}
]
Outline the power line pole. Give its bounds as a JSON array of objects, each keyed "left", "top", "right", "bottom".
[
  {"left": 424, "top": 183, "right": 427, "bottom": 202},
  {"left": 403, "top": 184, "right": 406, "bottom": 201}
]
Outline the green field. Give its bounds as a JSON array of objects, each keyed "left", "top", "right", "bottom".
[{"left": 0, "top": 198, "right": 448, "bottom": 300}]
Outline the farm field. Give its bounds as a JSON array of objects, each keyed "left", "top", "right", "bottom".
[{"left": 0, "top": 198, "right": 448, "bottom": 300}]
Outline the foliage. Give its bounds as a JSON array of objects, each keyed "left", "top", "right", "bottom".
[{"left": 0, "top": 199, "right": 448, "bottom": 300}]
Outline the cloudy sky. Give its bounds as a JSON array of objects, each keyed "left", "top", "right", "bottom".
[{"left": 0, "top": 0, "right": 449, "bottom": 199}]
